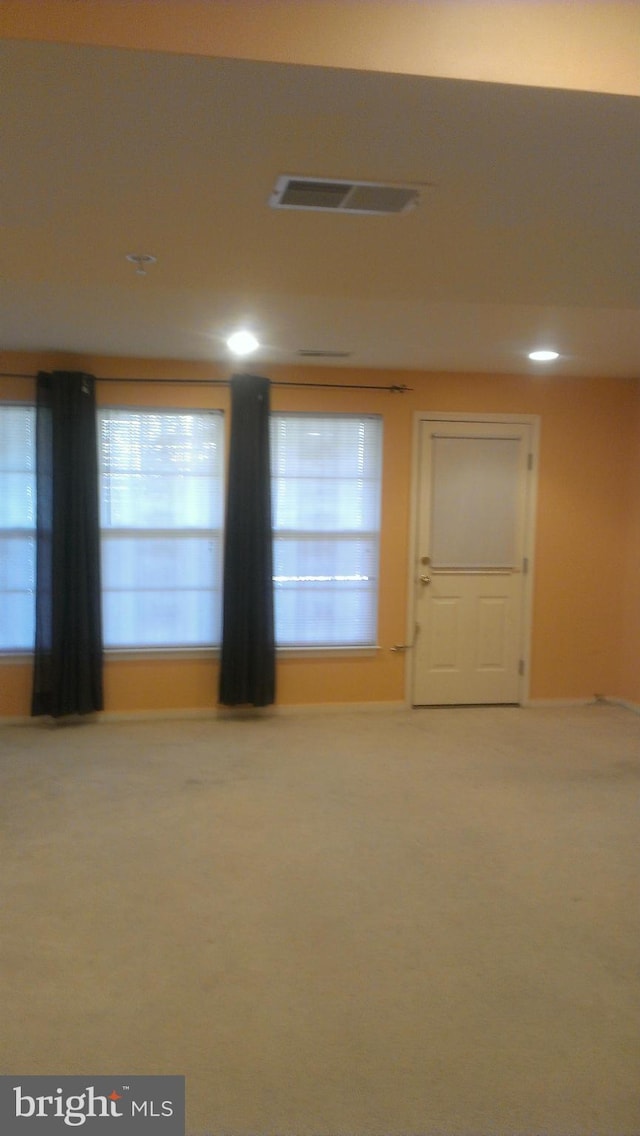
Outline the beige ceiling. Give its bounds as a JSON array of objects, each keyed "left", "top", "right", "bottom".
[{"left": 1, "top": 31, "right": 639, "bottom": 376}]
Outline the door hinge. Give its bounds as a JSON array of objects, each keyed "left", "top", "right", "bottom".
[
  {"left": 518, "top": 659, "right": 525, "bottom": 676},
  {"left": 527, "top": 452, "right": 534, "bottom": 471}
]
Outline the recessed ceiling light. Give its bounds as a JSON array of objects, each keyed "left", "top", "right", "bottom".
[
  {"left": 227, "top": 330, "right": 260, "bottom": 356},
  {"left": 528, "top": 349, "right": 560, "bottom": 362}
]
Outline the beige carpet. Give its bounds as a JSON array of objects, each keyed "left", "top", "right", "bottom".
[{"left": 1, "top": 704, "right": 638, "bottom": 1135}]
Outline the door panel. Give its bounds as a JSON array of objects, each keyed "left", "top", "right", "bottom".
[
  {"left": 412, "top": 419, "right": 532, "bottom": 706},
  {"left": 477, "top": 596, "right": 509, "bottom": 669},
  {"left": 430, "top": 435, "right": 521, "bottom": 568},
  {"left": 429, "top": 596, "right": 460, "bottom": 671}
]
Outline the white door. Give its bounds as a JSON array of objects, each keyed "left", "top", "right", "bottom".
[{"left": 411, "top": 418, "right": 535, "bottom": 706}]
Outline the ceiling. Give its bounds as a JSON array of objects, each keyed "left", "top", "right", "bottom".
[{"left": 1, "top": 36, "right": 639, "bottom": 377}]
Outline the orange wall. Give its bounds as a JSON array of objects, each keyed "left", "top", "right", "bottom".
[
  {"left": 618, "top": 393, "right": 640, "bottom": 704},
  {"left": 1, "top": 1, "right": 638, "bottom": 96},
  {"left": 1, "top": 351, "right": 638, "bottom": 715}
]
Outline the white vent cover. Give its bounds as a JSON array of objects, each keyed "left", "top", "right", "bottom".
[
  {"left": 298, "top": 349, "right": 351, "bottom": 358},
  {"left": 269, "top": 176, "right": 421, "bottom": 215}
]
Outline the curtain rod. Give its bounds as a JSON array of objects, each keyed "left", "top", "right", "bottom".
[{"left": 0, "top": 371, "right": 410, "bottom": 393}]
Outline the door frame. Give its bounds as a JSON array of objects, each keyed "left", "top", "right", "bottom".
[{"left": 406, "top": 411, "right": 540, "bottom": 707}]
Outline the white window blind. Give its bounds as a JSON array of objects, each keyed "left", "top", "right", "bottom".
[
  {"left": 0, "top": 405, "right": 36, "bottom": 651},
  {"left": 430, "top": 435, "right": 521, "bottom": 568},
  {"left": 270, "top": 414, "right": 383, "bottom": 647},
  {"left": 99, "top": 409, "right": 224, "bottom": 648}
]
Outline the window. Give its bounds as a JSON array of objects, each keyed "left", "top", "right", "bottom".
[
  {"left": 270, "top": 414, "right": 383, "bottom": 647},
  {"left": 99, "top": 409, "right": 224, "bottom": 648},
  {"left": 1, "top": 406, "right": 381, "bottom": 655},
  {"left": 0, "top": 405, "right": 36, "bottom": 651}
]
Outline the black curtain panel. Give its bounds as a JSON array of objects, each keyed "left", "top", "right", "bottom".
[
  {"left": 219, "top": 374, "right": 275, "bottom": 707},
  {"left": 31, "top": 371, "right": 104, "bottom": 718}
]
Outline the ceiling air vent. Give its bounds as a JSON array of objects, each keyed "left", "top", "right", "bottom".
[
  {"left": 298, "top": 349, "right": 352, "bottom": 359},
  {"left": 269, "top": 176, "right": 421, "bottom": 215}
]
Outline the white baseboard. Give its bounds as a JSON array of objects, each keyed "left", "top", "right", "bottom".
[
  {"left": 600, "top": 697, "right": 640, "bottom": 716},
  {"left": 521, "top": 698, "right": 596, "bottom": 708},
  {"left": 524, "top": 696, "right": 640, "bottom": 717},
  {"left": 266, "top": 699, "right": 407, "bottom": 716},
  {"left": 98, "top": 707, "right": 218, "bottom": 723},
  {"left": 102, "top": 700, "right": 409, "bottom": 721},
  {"left": 1, "top": 701, "right": 408, "bottom": 726},
  {"left": 4, "top": 697, "right": 638, "bottom": 725}
]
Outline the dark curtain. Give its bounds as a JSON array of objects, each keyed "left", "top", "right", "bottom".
[
  {"left": 31, "top": 371, "right": 103, "bottom": 718},
  {"left": 219, "top": 374, "right": 275, "bottom": 706}
]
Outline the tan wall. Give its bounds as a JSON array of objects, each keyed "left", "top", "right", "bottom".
[
  {"left": 618, "top": 393, "right": 640, "bottom": 704},
  {"left": 1, "top": 352, "right": 638, "bottom": 715},
  {"left": 1, "top": 1, "right": 638, "bottom": 96}
]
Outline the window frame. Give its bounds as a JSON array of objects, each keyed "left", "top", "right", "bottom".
[
  {"left": 0, "top": 402, "right": 385, "bottom": 659},
  {"left": 98, "top": 405, "right": 225, "bottom": 654},
  {"left": 0, "top": 401, "right": 36, "bottom": 656},
  {"left": 270, "top": 410, "right": 383, "bottom": 652}
]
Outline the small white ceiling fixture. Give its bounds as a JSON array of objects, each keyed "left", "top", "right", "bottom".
[
  {"left": 227, "top": 330, "right": 260, "bottom": 356},
  {"left": 528, "top": 349, "right": 560, "bottom": 362},
  {"left": 126, "top": 253, "right": 157, "bottom": 276},
  {"left": 269, "top": 175, "right": 423, "bottom": 215}
]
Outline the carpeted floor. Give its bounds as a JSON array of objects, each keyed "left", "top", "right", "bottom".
[{"left": 1, "top": 703, "right": 639, "bottom": 1135}]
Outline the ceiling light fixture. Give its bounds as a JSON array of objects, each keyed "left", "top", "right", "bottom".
[
  {"left": 227, "top": 330, "right": 260, "bottom": 356},
  {"left": 126, "top": 253, "right": 157, "bottom": 276},
  {"left": 528, "top": 349, "right": 560, "bottom": 362}
]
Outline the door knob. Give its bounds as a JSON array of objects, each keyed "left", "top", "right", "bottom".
[{"left": 419, "top": 574, "right": 431, "bottom": 586}]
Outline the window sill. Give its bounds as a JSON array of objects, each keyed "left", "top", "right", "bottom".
[
  {"left": 277, "top": 646, "right": 380, "bottom": 659},
  {"left": 104, "top": 647, "right": 220, "bottom": 662},
  {"left": 1, "top": 646, "right": 381, "bottom": 663},
  {"left": 105, "top": 646, "right": 380, "bottom": 660}
]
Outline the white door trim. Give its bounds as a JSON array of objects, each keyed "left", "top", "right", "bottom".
[{"left": 406, "top": 411, "right": 540, "bottom": 707}]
